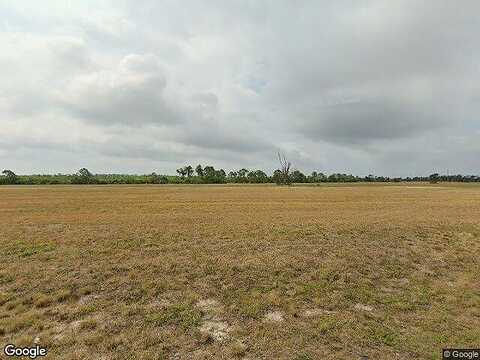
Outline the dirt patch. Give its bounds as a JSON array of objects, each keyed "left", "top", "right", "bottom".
[
  {"left": 196, "top": 299, "right": 222, "bottom": 313},
  {"left": 78, "top": 294, "right": 100, "bottom": 305},
  {"left": 263, "top": 311, "right": 284, "bottom": 322},
  {"left": 302, "top": 308, "right": 336, "bottom": 317},
  {"left": 52, "top": 316, "right": 101, "bottom": 341},
  {"left": 354, "top": 303, "right": 374, "bottom": 312},
  {"left": 196, "top": 298, "right": 231, "bottom": 341},
  {"left": 199, "top": 320, "right": 230, "bottom": 342},
  {"left": 148, "top": 298, "right": 172, "bottom": 309},
  {"left": 52, "top": 321, "right": 79, "bottom": 341}
]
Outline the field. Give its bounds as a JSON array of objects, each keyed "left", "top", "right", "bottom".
[{"left": 1, "top": 183, "right": 479, "bottom": 359}]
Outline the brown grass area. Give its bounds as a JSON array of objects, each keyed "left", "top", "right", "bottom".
[{"left": 0, "top": 183, "right": 479, "bottom": 359}]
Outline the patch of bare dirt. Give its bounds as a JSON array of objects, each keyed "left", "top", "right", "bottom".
[
  {"left": 263, "top": 310, "right": 285, "bottom": 322},
  {"left": 354, "top": 303, "right": 374, "bottom": 312},
  {"left": 78, "top": 294, "right": 100, "bottom": 305},
  {"left": 302, "top": 308, "right": 336, "bottom": 317},
  {"left": 196, "top": 298, "right": 231, "bottom": 342},
  {"left": 196, "top": 299, "right": 222, "bottom": 317},
  {"left": 199, "top": 320, "right": 230, "bottom": 342}
]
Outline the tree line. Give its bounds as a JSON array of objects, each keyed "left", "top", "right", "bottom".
[{"left": 1, "top": 168, "right": 479, "bottom": 185}]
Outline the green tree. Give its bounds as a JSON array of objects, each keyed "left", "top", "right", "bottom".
[
  {"left": 290, "top": 170, "right": 307, "bottom": 183},
  {"left": 228, "top": 171, "right": 238, "bottom": 180},
  {"left": 429, "top": 173, "right": 439, "bottom": 184},
  {"left": 236, "top": 168, "right": 249, "bottom": 183},
  {"left": 195, "top": 164, "right": 204, "bottom": 177},
  {"left": 247, "top": 170, "right": 268, "bottom": 183},
  {"left": 73, "top": 168, "right": 95, "bottom": 184},
  {"left": 272, "top": 169, "right": 283, "bottom": 185},
  {"left": 185, "top": 165, "right": 194, "bottom": 177},
  {"left": 216, "top": 169, "right": 226, "bottom": 182},
  {"left": 203, "top": 166, "right": 215, "bottom": 178},
  {"left": 78, "top": 168, "right": 92, "bottom": 177},
  {"left": 150, "top": 172, "right": 168, "bottom": 184},
  {"left": 176, "top": 167, "right": 187, "bottom": 178},
  {"left": 201, "top": 166, "right": 226, "bottom": 183},
  {"left": 308, "top": 171, "right": 326, "bottom": 183},
  {"left": 238, "top": 168, "right": 249, "bottom": 177},
  {"left": 1, "top": 169, "right": 17, "bottom": 184}
]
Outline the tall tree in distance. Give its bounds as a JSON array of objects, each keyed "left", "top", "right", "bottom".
[
  {"left": 277, "top": 152, "right": 291, "bottom": 185},
  {"left": 195, "top": 164, "right": 204, "bottom": 177},
  {"left": 185, "top": 166, "right": 194, "bottom": 177},
  {"left": 176, "top": 167, "right": 186, "bottom": 178},
  {"left": 237, "top": 168, "right": 249, "bottom": 183}
]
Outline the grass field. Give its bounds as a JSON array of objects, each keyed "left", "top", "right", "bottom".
[{"left": 1, "top": 183, "right": 479, "bottom": 359}]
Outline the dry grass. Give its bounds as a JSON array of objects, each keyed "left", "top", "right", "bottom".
[{"left": 0, "top": 183, "right": 479, "bottom": 359}]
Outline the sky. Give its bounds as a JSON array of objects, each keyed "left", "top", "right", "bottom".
[{"left": 1, "top": 0, "right": 479, "bottom": 176}]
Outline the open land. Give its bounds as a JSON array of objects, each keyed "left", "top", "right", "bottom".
[{"left": 0, "top": 183, "right": 479, "bottom": 359}]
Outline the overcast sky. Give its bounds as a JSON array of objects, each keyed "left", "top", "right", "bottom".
[{"left": 1, "top": 1, "right": 479, "bottom": 176}]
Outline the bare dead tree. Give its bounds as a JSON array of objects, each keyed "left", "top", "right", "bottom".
[{"left": 277, "top": 152, "right": 291, "bottom": 185}]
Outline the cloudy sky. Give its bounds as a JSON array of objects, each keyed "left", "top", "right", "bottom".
[{"left": 1, "top": 0, "right": 479, "bottom": 176}]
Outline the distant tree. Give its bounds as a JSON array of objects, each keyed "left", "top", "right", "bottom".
[
  {"left": 150, "top": 172, "right": 168, "bottom": 184},
  {"left": 272, "top": 169, "right": 283, "bottom": 185},
  {"left": 216, "top": 169, "right": 226, "bottom": 183},
  {"left": 239, "top": 169, "right": 250, "bottom": 183},
  {"left": 328, "top": 173, "right": 339, "bottom": 182},
  {"left": 228, "top": 171, "right": 238, "bottom": 179},
  {"left": 290, "top": 170, "right": 307, "bottom": 183},
  {"left": 276, "top": 152, "right": 291, "bottom": 185},
  {"left": 150, "top": 172, "right": 159, "bottom": 184},
  {"left": 195, "top": 164, "right": 204, "bottom": 177},
  {"left": 1, "top": 169, "right": 17, "bottom": 184},
  {"left": 247, "top": 170, "right": 269, "bottom": 183},
  {"left": 238, "top": 168, "right": 249, "bottom": 177},
  {"left": 185, "top": 165, "right": 194, "bottom": 177},
  {"left": 344, "top": 174, "right": 359, "bottom": 182},
  {"left": 176, "top": 167, "right": 187, "bottom": 178},
  {"left": 203, "top": 166, "right": 215, "bottom": 178},
  {"left": 201, "top": 166, "right": 226, "bottom": 183},
  {"left": 73, "top": 168, "right": 95, "bottom": 184},
  {"left": 4, "top": 168, "right": 480, "bottom": 185},
  {"left": 308, "top": 171, "right": 326, "bottom": 183},
  {"left": 429, "top": 173, "right": 439, "bottom": 184},
  {"left": 317, "top": 173, "right": 327, "bottom": 182},
  {"left": 203, "top": 166, "right": 215, "bottom": 183}
]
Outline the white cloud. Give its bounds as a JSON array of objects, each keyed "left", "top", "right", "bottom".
[{"left": 58, "top": 53, "right": 174, "bottom": 126}]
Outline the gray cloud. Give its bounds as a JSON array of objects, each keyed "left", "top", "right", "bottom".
[
  {"left": 1, "top": 1, "right": 479, "bottom": 175},
  {"left": 58, "top": 54, "right": 178, "bottom": 127},
  {"left": 296, "top": 99, "right": 448, "bottom": 144}
]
